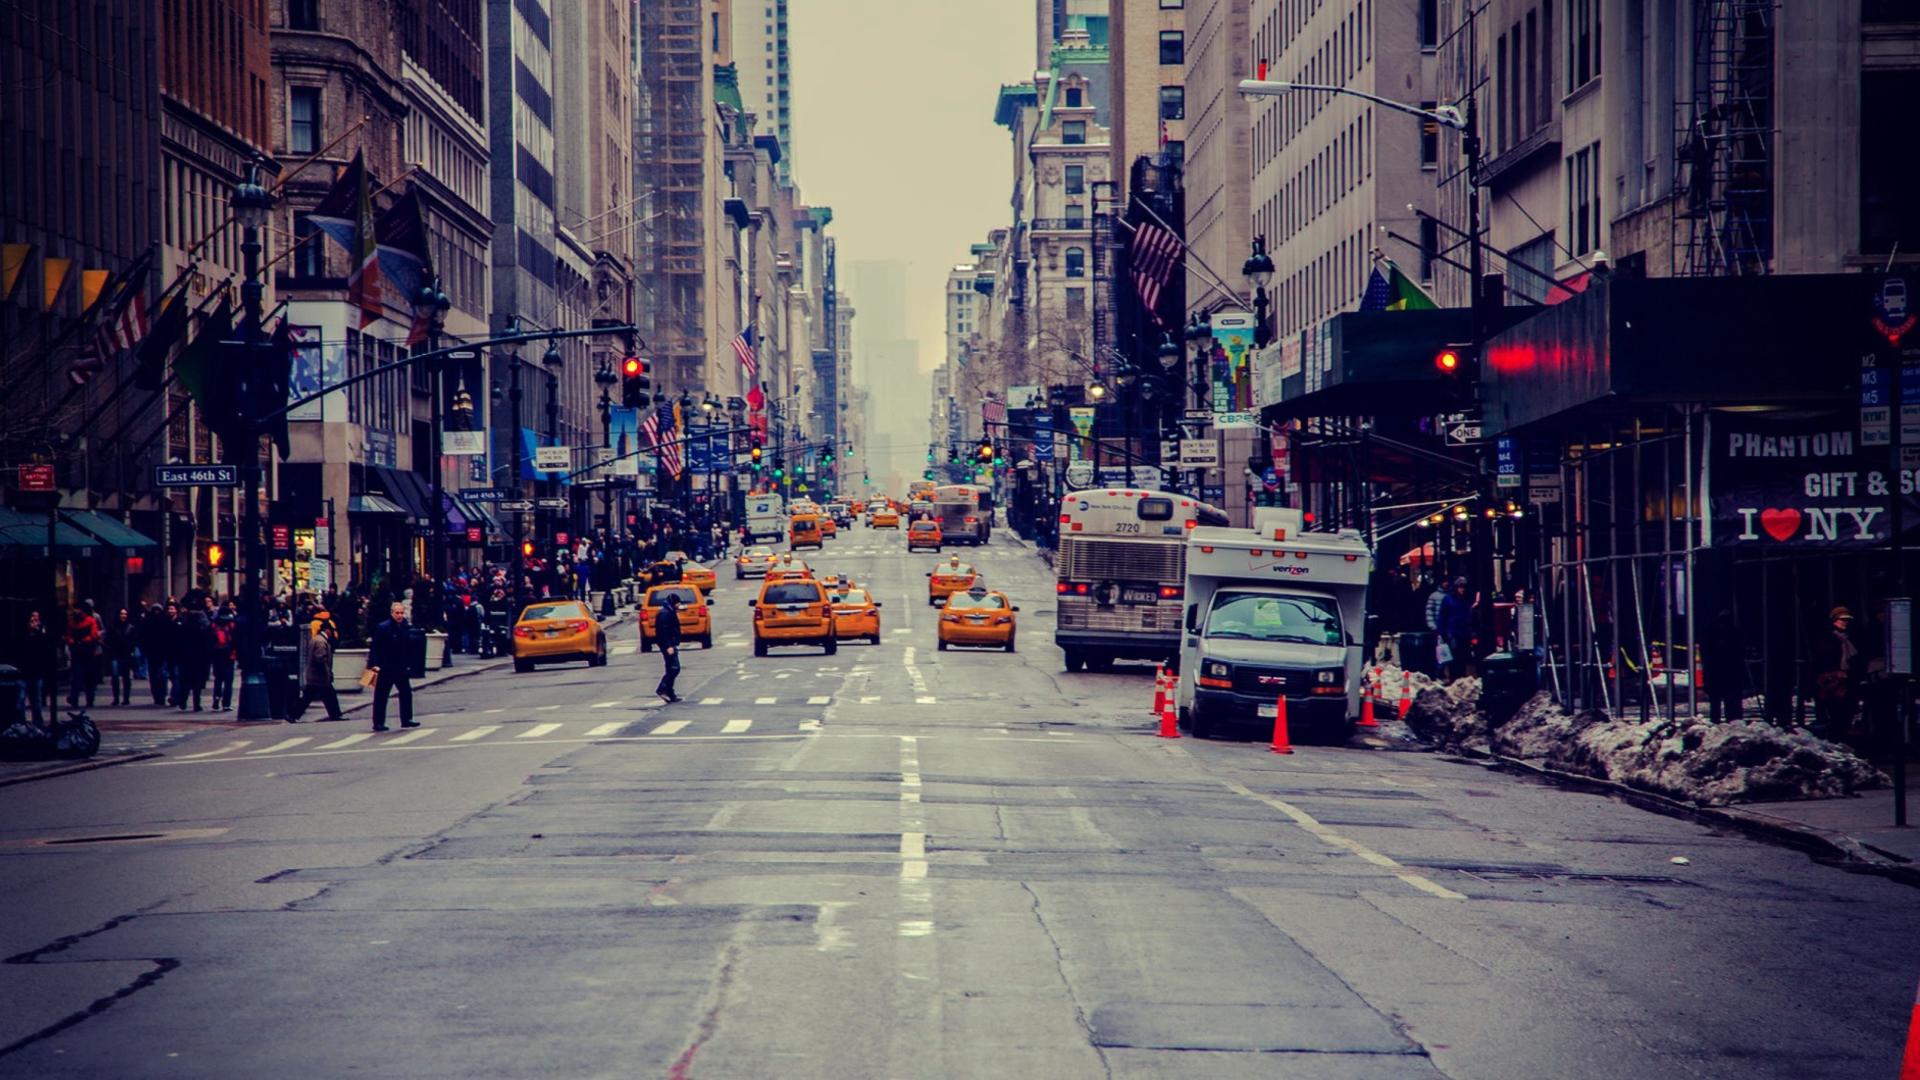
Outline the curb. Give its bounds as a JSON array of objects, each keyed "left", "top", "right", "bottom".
[
  {"left": 1446, "top": 744, "right": 1920, "bottom": 889},
  {"left": 0, "top": 751, "right": 165, "bottom": 789}
]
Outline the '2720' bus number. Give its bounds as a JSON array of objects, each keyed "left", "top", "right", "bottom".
[{"left": 1113, "top": 522, "right": 1141, "bottom": 533}]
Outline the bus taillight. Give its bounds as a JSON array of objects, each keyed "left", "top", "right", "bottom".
[
  {"left": 1184, "top": 520, "right": 1197, "bottom": 529},
  {"left": 1159, "top": 586, "right": 1183, "bottom": 600},
  {"left": 1059, "top": 514, "right": 1071, "bottom": 523},
  {"left": 1056, "top": 582, "right": 1069, "bottom": 594}
]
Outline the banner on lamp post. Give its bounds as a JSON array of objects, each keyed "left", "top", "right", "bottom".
[
  {"left": 1209, "top": 312, "right": 1256, "bottom": 412},
  {"left": 609, "top": 407, "right": 640, "bottom": 476}
]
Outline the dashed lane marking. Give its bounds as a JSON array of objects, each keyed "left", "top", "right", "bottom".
[
  {"left": 700, "top": 697, "right": 725, "bottom": 705},
  {"left": 916, "top": 696, "right": 937, "bottom": 705},
  {"left": 1220, "top": 779, "right": 1467, "bottom": 900}
]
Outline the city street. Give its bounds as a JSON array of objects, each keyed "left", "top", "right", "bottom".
[{"left": 0, "top": 532, "right": 1914, "bottom": 1079}]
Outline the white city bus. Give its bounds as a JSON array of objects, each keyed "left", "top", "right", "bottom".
[
  {"left": 931, "top": 483, "right": 995, "bottom": 545},
  {"left": 1054, "top": 488, "right": 1229, "bottom": 672}
]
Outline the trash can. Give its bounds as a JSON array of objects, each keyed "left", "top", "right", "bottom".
[
  {"left": 0, "top": 664, "right": 23, "bottom": 726},
  {"left": 1399, "top": 631, "right": 1438, "bottom": 677},
  {"left": 262, "top": 626, "right": 302, "bottom": 720},
  {"left": 1480, "top": 651, "right": 1541, "bottom": 725},
  {"left": 407, "top": 626, "right": 429, "bottom": 680}
]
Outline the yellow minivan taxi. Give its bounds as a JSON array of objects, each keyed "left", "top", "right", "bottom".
[
  {"left": 512, "top": 601, "right": 608, "bottom": 672},
  {"left": 749, "top": 578, "right": 838, "bottom": 656},
  {"left": 789, "top": 513, "right": 825, "bottom": 550},
  {"left": 937, "top": 587, "right": 1018, "bottom": 652},
  {"left": 638, "top": 584, "right": 712, "bottom": 651}
]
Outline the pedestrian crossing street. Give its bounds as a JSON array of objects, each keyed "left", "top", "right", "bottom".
[{"left": 140, "top": 715, "right": 818, "bottom": 764}]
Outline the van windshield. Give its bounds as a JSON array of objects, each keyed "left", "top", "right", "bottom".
[{"left": 1204, "top": 592, "right": 1342, "bottom": 645}]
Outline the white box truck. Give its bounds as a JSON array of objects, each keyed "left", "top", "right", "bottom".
[
  {"left": 744, "top": 495, "right": 787, "bottom": 545},
  {"left": 1177, "top": 508, "right": 1373, "bottom": 741}
]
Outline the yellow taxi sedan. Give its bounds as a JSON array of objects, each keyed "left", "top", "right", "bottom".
[
  {"left": 937, "top": 587, "right": 1018, "bottom": 652},
  {"left": 870, "top": 508, "right": 900, "bottom": 529},
  {"left": 818, "top": 514, "right": 838, "bottom": 539},
  {"left": 512, "top": 600, "right": 608, "bottom": 672},
  {"left": 735, "top": 546, "right": 777, "bottom": 579},
  {"left": 830, "top": 587, "right": 882, "bottom": 644},
  {"left": 926, "top": 557, "right": 980, "bottom": 605},
  {"left": 638, "top": 584, "right": 712, "bottom": 651},
  {"left": 664, "top": 551, "right": 717, "bottom": 593}
]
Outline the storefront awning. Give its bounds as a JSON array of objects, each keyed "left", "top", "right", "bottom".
[
  {"left": 0, "top": 508, "right": 111, "bottom": 557},
  {"left": 349, "top": 494, "right": 408, "bottom": 516},
  {"left": 369, "top": 466, "right": 433, "bottom": 530},
  {"left": 60, "top": 510, "right": 158, "bottom": 553}
]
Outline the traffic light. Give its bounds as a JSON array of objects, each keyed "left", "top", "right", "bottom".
[
  {"left": 844, "top": 444, "right": 854, "bottom": 459},
  {"left": 521, "top": 540, "right": 535, "bottom": 557},
  {"left": 750, "top": 443, "right": 764, "bottom": 468},
  {"left": 1434, "top": 345, "right": 1477, "bottom": 379},
  {"left": 206, "top": 542, "right": 226, "bottom": 570},
  {"left": 976, "top": 437, "right": 994, "bottom": 464},
  {"left": 773, "top": 458, "right": 786, "bottom": 481},
  {"left": 621, "top": 356, "right": 651, "bottom": 407}
]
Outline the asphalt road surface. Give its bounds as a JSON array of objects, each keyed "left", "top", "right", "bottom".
[{"left": 1, "top": 526, "right": 1916, "bottom": 1078}]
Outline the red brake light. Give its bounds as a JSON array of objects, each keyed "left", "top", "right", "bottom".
[
  {"left": 1075, "top": 583, "right": 1089, "bottom": 594},
  {"left": 1059, "top": 514, "right": 1071, "bottom": 523},
  {"left": 1070, "top": 522, "right": 1083, "bottom": 531},
  {"left": 1056, "top": 582, "right": 1069, "bottom": 594},
  {"left": 1159, "top": 586, "right": 1183, "bottom": 599},
  {"left": 1184, "top": 520, "right": 1197, "bottom": 528}
]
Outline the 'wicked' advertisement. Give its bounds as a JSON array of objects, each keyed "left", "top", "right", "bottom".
[{"left": 1711, "top": 411, "right": 1920, "bottom": 548}]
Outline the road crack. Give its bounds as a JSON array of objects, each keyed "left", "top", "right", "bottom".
[
  {"left": 0, "top": 903, "right": 179, "bottom": 1060},
  {"left": 1019, "top": 881, "right": 1115, "bottom": 1080}
]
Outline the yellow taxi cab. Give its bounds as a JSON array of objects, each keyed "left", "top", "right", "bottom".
[
  {"left": 819, "top": 572, "right": 851, "bottom": 594},
  {"left": 512, "top": 600, "right": 608, "bottom": 672},
  {"left": 870, "top": 507, "right": 900, "bottom": 529},
  {"left": 765, "top": 555, "right": 813, "bottom": 584},
  {"left": 735, "top": 545, "right": 778, "bottom": 579},
  {"left": 818, "top": 514, "right": 838, "bottom": 539},
  {"left": 850, "top": 500, "right": 866, "bottom": 515},
  {"left": 790, "top": 513, "right": 825, "bottom": 550},
  {"left": 926, "top": 556, "right": 980, "bottom": 606},
  {"left": 829, "top": 586, "right": 882, "bottom": 644},
  {"left": 937, "top": 586, "right": 1018, "bottom": 652},
  {"left": 638, "top": 583, "right": 713, "bottom": 651},
  {"left": 749, "top": 577, "right": 837, "bottom": 656},
  {"left": 907, "top": 519, "right": 943, "bottom": 552},
  {"left": 664, "top": 550, "right": 717, "bottom": 593}
]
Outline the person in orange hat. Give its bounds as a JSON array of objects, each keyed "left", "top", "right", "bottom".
[
  {"left": 1809, "top": 606, "right": 1859, "bottom": 740},
  {"left": 298, "top": 610, "right": 346, "bottom": 722}
]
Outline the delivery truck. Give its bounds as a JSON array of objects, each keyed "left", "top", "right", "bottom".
[
  {"left": 744, "top": 496, "right": 787, "bottom": 545},
  {"left": 1177, "top": 507, "right": 1373, "bottom": 741}
]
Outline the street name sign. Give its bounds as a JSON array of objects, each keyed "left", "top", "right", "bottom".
[
  {"left": 464, "top": 488, "right": 513, "bottom": 501},
  {"left": 155, "top": 464, "right": 239, "bottom": 487}
]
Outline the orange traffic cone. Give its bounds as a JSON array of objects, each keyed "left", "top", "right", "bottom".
[
  {"left": 1152, "top": 664, "right": 1168, "bottom": 719},
  {"left": 1159, "top": 681, "right": 1181, "bottom": 739},
  {"left": 1268, "top": 694, "right": 1293, "bottom": 754},
  {"left": 1396, "top": 668, "right": 1414, "bottom": 719},
  {"left": 1902, "top": 977, "right": 1920, "bottom": 1080},
  {"left": 1357, "top": 680, "right": 1380, "bottom": 728}
]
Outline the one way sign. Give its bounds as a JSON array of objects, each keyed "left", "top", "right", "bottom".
[{"left": 1445, "top": 421, "right": 1482, "bottom": 446}]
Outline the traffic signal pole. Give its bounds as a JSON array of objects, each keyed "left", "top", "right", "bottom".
[{"left": 235, "top": 200, "right": 270, "bottom": 721}]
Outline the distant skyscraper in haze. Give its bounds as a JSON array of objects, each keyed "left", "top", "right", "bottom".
[{"left": 849, "top": 260, "right": 925, "bottom": 483}]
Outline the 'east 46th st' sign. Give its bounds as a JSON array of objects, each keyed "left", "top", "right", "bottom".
[
  {"left": 154, "top": 465, "right": 240, "bottom": 487},
  {"left": 1710, "top": 412, "right": 1919, "bottom": 546}
]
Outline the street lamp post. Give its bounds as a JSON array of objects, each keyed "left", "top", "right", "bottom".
[
  {"left": 418, "top": 279, "right": 451, "bottom": 666},
  {"left": 503, "top": 319, "right": 526, "bottom": 615},
  {"left": 230, "top": 162, "right": 274, "bottom": 722},
  {"left": 1243, "top": 236, "right": 1275, "bottom": 348}
]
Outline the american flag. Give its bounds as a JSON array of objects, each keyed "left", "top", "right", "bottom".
[
  {"left": 70, "top": 284, "right": 149, "bottom": 386},
  {"left": 730, "top": 326, "right": 758, "bottom": 381},
  {"left": 1128, "top": 220, "right": 1184, "bottom": 325},
  {"left": 643, "top": 402, "right": 684, "bottom": 479}
]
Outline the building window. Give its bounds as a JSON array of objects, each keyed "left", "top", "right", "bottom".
[
  {"left": 1066, "top": 203, "right": 1085, "bottom": 228},
  {"left": 1065, "top": 247, "right": 1086, "bottom": 277},
  {"left": 1067, "top": 288, "right": 1087, "bottom": 319},
  {"left": 1159, "top": 86, "right": 1185, "bottom": 121},
  {"left": 1419, "top": 0, "right": 1438, "bottom": 47},
  {"left": 292, "top": 214, "right": 325, "bottom": 278},
  {"left": 1507, "top": 231, "right": 1558, "bottom": 303},
  {"left": 1066, "top": 87, "right": 1084, "bottom": 108},
  {"left": 1063, "top": 120, "right": 1086, "bottom": 145},
  {"left": 1862, "top": 70, "right": 1920, "bottom": 253},
  {"left": 1569, "top": 0, "right": 1599, "bottom": 89},
  {"left": 1065, "top": 164, "right": 1084, "bottom": 194},
  {"left": 288, "top": 0, "right": 318, "bottom": 30},
  {"left": 1420, "top": 102, "right": 1439, "bottom": 166},
  {"left": 1159, "top": 31, "right": 1184, "bottom": 64},
  {"left": 1567, "top": 142, "right": 1600, "bottom": 256},
  {"left": 1419, "top": 217, "right": 1438, "bottom": 282},
  {"left": 1160, "top": 0, "right": 1183, "bottom": 7},
  {"left": 289, "top": 86, "right": 320, "bottom": 154}
]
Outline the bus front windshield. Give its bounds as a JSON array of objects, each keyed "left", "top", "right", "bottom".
[{"left": 1205, "top": 592, "right": 1343, "bottom": 646}]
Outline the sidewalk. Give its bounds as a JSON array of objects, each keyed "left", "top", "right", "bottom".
[
  {"left": 0, "top": 610, "right": 631, "bottom": 788},
  {"left": 1732, "top": 773, "right": 1920, "bottom": 868}
]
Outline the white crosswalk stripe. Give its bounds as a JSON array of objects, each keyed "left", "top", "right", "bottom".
[
  {"left": 649, "top": 720, "right": 691, "bottom": 736},
  {"left": 178, "top": 741, "right": 251, "bottom": 759},
  {"left": 451, "top": 726, "right": 499, "bottom": 742},
  {"left": 589, "top": 701, "right": 622, "bottom": 708},
  {"left": 700, "top": 697, "right": 724, "bottom": 705},
  {"left": 585, "top": 722, "right": 624, "bottom": 737},
  {"left": 316, "top": 733, "right": 373, "bottom": 751},
  {"left": 721, "top": 719, "right": 753, "bottom": 733},
  {"left": 807, "top": 695, "right": 830, "bottom": 704},
  {"left": 755, "top": 697, "right": 777, "bottom": 705},
  {"left": 518, "top": 723, "right": 563, "bottom": 738},
  {"left": 611, "top": 645, "right": 637, "bottom": 655},
  {"left": 248, "top": 737, "right": 311, "bottom": 755},
  {"left": 384, "top": 728, "right": 433, "bottom": 745},
  {"left": 916, "top": 696, "right": 937, "bottom": 704}
]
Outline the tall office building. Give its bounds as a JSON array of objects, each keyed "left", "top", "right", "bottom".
[{"left": 732, "top": 0, "right": 794, "bottom": 181}]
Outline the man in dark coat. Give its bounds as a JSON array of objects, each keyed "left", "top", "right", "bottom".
[
  {"left": 171, "top": 598, "right": 212, "bottom": 711},
  {"left": 300, "top": 610, "right": 346, "bottom": 722},
  {"left": 654, "top": 593, "right": 683, "bottom": 703},
  {"left": 367, "top": 601, "right": 418, "bottom": 732},
  {"left": 138, "top": 603, "right": 174, "bottom": 707},
  {"left": 104, "top": 607, "right": 138, "bottom": 707},
  {"left": 18, "top": 611, "right": 58, "bottom": 724}
]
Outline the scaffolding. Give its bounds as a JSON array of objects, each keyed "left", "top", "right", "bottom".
[
  {"left": 1672, "top": 0, "right": 1775, "bottom": 277},
  {"left": 636, "top": 0, "right": 710, "bottom": 394}
]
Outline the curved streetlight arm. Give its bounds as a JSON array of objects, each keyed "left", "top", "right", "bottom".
[{"left": 1236, "top": 80, "right": 1467, "bottom": 130}]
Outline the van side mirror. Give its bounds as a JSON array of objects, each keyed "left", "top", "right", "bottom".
[
  {"left": 1185, "top": 604, "right": 1197, "bottom": 633},
  {"left": 746, "top": 599, "right": 757, "bottom": 606},
  {"left": 1012, "top": 606, "right": 1021, "bottom": 612}
]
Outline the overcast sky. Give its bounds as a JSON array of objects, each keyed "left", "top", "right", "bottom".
[{"left": 788, "top": 0, "right": 1034, "bottom": 375}]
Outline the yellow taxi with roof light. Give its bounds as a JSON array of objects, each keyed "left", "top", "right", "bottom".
[
  {"left": 907, "top": 519, "right": 942, "bottom": 551},
  {"left": 870, "top": 507, "right": 900, "bottom": 529},
  {"left": 829, "top": 587, "right": 882, "bottom": 644},
  {"left": 735, "top": 545, "right": 778, "bottom": 579},
  {"left": 937, "top": 586, "right": 1018, "bottom": 652},
  {"left": 926, "top": 556, "right": 980, "bottom": 606},
  {"left": 749, "top": 577, "right": 838, "bottom": 655},
  {"left": 664, "top": 551, "right": 716, "bottom": 593},
  {"left": 512, "top": 600, "right": 608, "bottom": 672},
  {"left": 765, "top": 555, "right": 814, "bottom": 584},
  {"left": 638, "top": 583, "right": 712, "bottom": 651}
]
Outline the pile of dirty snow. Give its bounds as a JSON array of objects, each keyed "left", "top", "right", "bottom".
[{"left": 1401, "top": 679, "right": 1886, "bottom": 806}]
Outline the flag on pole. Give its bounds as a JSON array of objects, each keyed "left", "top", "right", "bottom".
[
  {"left": 730, "top": 326, "right": 758, "bottom": 381},
  {"left": 374, "top": 187, "right": 438, "bottom": 346},
  {"left": 68, "top": 250, "right": 155, "bottom": 385},
  {"left": 1127, "top": 220, "right": 1183, "bottom": 325},
  {"left": 1358, "top": 259, "right": 1438, "bottom": 312},
  {"left": 308, "top": 151, "right": 385, "bottom": 328}
]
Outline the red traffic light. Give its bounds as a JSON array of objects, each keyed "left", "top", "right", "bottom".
[
  {"left": 206, "top": 542, "right": 226, "bottom": 568},
  {"left": 622, "top": 356, "right": 644, "bottom": 378},
  {"left": 1435, "top": 348, "right": 1463, "bottom": 374}
]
